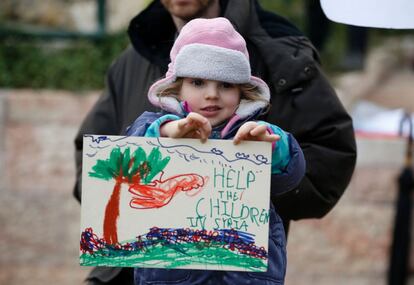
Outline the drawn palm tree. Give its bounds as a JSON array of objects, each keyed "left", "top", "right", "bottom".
[{"left": 88, "top": 146, "right": 170, "bottom": 245}]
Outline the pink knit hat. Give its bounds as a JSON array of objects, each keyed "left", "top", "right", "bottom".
[{"left": 148, "top": 17, "right": 270, "bottom": 119}]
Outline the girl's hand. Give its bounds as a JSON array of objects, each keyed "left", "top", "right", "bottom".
[
  {"left": 233, "top": 122, "right": 280, "bottom": 145},
  {"left": 160, "top": 112, "right": 212, "bottom": 142}
]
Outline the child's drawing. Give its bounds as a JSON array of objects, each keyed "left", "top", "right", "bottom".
[
  {"left": 129, "top": 173, "right": 205, "bottom": 209},
  {"left": 80, "top": 135, "right": 271, "bottom": 272}
]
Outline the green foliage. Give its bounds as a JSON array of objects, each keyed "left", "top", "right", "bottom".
[
  {"left": 259, "top": 0, "right": 305, "bottom": 30},
  {"left": 89, "top": 146, "right": 170, "bottom": 184},
  {"left": 129, "top": 147, "right": 147, "bottom": 180},
  {"left": 257, "top": 0, "right": 347, "bottom": 72},
  {"left": 2, "top": 2, "right": 412, "bottom": 89},
  {"left": 142, "top": 147, "right": 170, "bottom": 184},
  {"left": 89, "top": 147, "right": 123, "bottom": 181},
  {"left": 0, "top": 32, "right": 129, "bottom": 90}
]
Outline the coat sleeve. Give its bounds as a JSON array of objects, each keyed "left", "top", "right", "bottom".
[
  {"left": 125, "top": 112, "right": 173, "bottom": 137},
  {"left": 73, "top": 61, "right": 121, "bottom": 202},
  {"left": 277, "top": 75, "right": 356, "bottom": 220},
  {"left": 261, "top": 37, "right": 357, "bottom": 220},
  {"left": 256, "top": 121, "right": 292, "bottom": 174},
  {"left": 273, "top": 92, "right": 357, "bottom": 220},
  {"left": 270, "top": 133, "right": 306, "bottom": 198},
  {"left": 136, "top": 114, "right": 181, "bottom": 137},
  {"left": 279, "top": 78, "right": 356, "bottom": 220},
  {"left": 246, "top": 120, "right": 306, "bottom": 199}
]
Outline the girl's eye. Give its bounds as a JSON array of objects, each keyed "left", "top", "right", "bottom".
[
  {"left": 191, "top": 79, "right": 204, "bottom": 86},
  {"left": 221, "top": 82, "right": 235, "bottom": 89}
]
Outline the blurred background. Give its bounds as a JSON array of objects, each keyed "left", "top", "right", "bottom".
[{"left": 1, "top": 0, "right": 414, "bottom": 284}]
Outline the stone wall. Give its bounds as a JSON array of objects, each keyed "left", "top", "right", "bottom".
[{"left": 1, "top": 90, "right": 96, "bottom": 285}]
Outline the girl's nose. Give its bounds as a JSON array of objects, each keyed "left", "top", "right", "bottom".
[{"left": 204, "top": 85, "right": 219, "bottom": 99}]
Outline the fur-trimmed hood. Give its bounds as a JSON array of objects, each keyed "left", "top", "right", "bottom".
[{"left": 146, "top": 17, "right": 270, "bottom": 120}]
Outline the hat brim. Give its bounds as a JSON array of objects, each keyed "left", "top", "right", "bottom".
[
  {"left": 148, "top": 74, "right": 270, "bottom": 119},
  {"left": 148, "top": 45, "right": 270, "bottom": 118}
]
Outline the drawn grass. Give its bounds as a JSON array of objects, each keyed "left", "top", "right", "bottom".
[{"left": 80, "top": 240, "right": 267, "bottom": 271}]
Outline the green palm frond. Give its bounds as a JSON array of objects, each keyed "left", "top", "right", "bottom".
[
  {"left": 108, "top": 147, "right": 122, "bottom": 177},
  {"left": 142, "top": 147, "right": 170, "bottom": 184},
  {"left": 121, "top": 147, "right": 131, "bottom": 177},
  {"left": 88, "top": 159, "right": 115, "bottom": 180},
  {"left": 89, "top": 147, "right": 123, "bottom": 180},
  {"left": 128, "top": 147, "right": 147, "bottom": 180},
  {"left": 88, "top": 146, "right": 170, "bottom": 184}
]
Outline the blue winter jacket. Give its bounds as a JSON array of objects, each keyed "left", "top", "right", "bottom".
[{"left": 126, "top": 111, "right": 305, "bottom": 285}]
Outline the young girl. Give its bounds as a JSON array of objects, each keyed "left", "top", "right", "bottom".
[{"left": 126, "top": 17, "right": 305, "bottom": 285}]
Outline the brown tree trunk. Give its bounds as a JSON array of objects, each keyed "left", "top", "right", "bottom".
[{"left": 103, "top": 180, "right": 122, "bottom": 245}]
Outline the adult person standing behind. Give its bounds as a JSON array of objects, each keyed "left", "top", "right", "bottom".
[{"left": 74, "top": 0, "right": 357, "bottom": 284}]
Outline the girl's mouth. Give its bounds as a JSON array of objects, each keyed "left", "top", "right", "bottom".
[
  {"left": 201, "top": 106, "right": 221, "bottom": 112},
  {"left": 200, "top": 106, "right": 221, "bottom": 117}
]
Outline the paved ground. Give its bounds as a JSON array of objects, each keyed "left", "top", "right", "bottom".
[{"left": 1, "top": 38, "right": 413, "bottom": 284}]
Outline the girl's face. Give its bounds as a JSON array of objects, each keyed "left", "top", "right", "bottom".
[{"left": 179, "top": 78, "right": 241, "bottom": 126}]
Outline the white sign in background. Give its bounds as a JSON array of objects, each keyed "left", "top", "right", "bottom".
[{"left": 321, "top": 0, "right": 414, "bottom": 29}]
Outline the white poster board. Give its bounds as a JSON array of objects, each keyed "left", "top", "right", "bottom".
[
  {"left": 321, "top": 0, "right": 414, "bottom": 29},
  {"left": 80, "top": 135, "right": 272, "bottom": 272}
]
